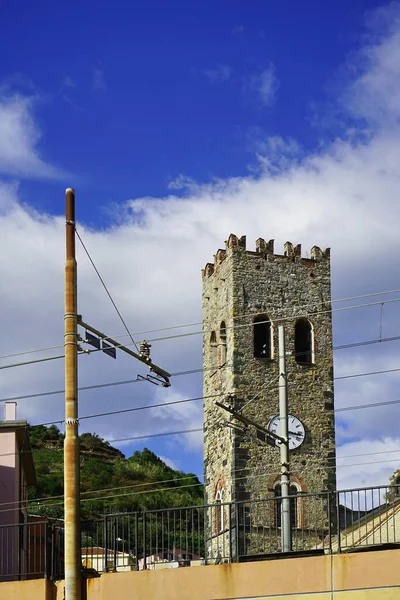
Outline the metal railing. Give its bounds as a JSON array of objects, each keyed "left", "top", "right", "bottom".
[
  {"left": 2, "top": 484, "right": 400, "bottom": 579},
  {"left": 336, "top": 484, "right": 400, "bottom": 551},
  {"left": 80, "top": 484, "right": 400, "bottom": 572},
  {"left": 0, "top": 520, "right": 64, "bottom": 581}
]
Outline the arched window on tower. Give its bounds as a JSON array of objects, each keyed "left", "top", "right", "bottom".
[
  {"left": 214, "top": 488, "right": 224, "bottom": 533},
  {"left": 274, "top": 483, "right": 300, "bottom": 529},
  {"left": 294, "top": 319, "right": 313, "bottom": 364},
  {"left": 219, "top": 322, "right": 227, "bottom": 366},
  {"left": 253, "top": 315, "right": 272, "bottom": 358},
  {"left": 210, "top": 331, "right": 218, "bottom": 369}
]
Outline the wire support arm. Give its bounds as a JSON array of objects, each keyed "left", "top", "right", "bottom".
[
  {"left": 215, "top": 399, "right": 283, "bottom": 444},
  {"left": 78, "top": 316, "right": 171, "bottom": 387}
]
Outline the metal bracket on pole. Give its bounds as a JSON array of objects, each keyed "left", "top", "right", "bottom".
[
  {"left": 78, "top": 317, "right": 171, "bottom": 387},
  {"left": 215, "top": 400, "right": 282, "bottom": 446},
  {"left": 223, "top": 420, "right": 247, "bottom": 435}
]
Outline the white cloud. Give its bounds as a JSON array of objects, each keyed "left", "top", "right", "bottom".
[
  {"left": 204, "top": 64, "right": 233, "bottom": 83},
  {"left": 343, "top": 3, "right": 400, "bottom": 130},
  {"left": 246, "top": 131, "right": 302, "bottom": 173},
  {"left": 92, "top": 69, "right": 106, "bottom": 91},
  {"left": 158, "top": 455, "right": 181, "bottom": 470},
  {"left": 337, "top": 437, "right": 400, "bottom": 494},
  {"left": 0, "top": 95, "right": 65, "bottom": 179},
  {"left": 2, "top": 3, "right": 400, "bottom": 486},
  {"left": 246, "top": 63, "right": 279, "bottom": 107}
]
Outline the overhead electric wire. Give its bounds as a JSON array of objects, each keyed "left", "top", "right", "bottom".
[
  {"left": 33, "top": 395, "right": 400, "bottom": 429},
  {"left": 0, "top": 473, "right": 205, "bottom": 510},
  {"left": 106, "top": 428, "right": 203, "bottom": 444},
  {"left": 335, "top": 367, "right": 400, "bottom": 381},
  {"left": 1, "top": 331, "right": 400, "bottom": 407},
  {"left": 1, "top": 287, "right": 400, "bottom": 365},
  {"left": 6, "top": 482, "right": 205, "bottom": 513},
  {"left": 20, "top": 457, "right": 400, "bottom": 513},
  {"left": 0, "top": 354, "right": 65, "bottom": 371},
  {"left": 2, "top": 388, "right": 400, "bottom": 470},
  {"left": 74, "top": 227, "right": 140, "bottom": 354},
  {"left": 1, "top": 443, "right": 400, "bottom": 514},
  {"left": 73, "top": 297, "right": 400, "bottom": 348},
  {"left": 7, "top": 359, "right": 400, "bottom": 405},
  {"left": 37, "top": 393, "right": 223, "bottom": 427}
]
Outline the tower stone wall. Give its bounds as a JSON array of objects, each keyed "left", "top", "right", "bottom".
[{"left": 202, "top": 234, "right": 336, "bottom": 511}]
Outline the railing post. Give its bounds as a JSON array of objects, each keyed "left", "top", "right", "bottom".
[
  {"left": 336, "top": 491, "right": 341, "bottom": 553},
  {"left": 51, "top": 524, "right": 55, "bottom": 580},
  {"left": 44, "top": 523, "right": 49, "bottom": 579},
  {"left": 228, "top": 503, "right": 233, "bottom": 563},
  {"left": 113, "top": 520, "right": 117, "bottom": 572},
  {"left": 103, "top": 517, "right": 108, "bottom": 572},
  {"left": 143, "top": 512, "right": 147, "bottom": 570},
  {"left": 327, "top": 493, "right": 332, "bottom": 554},
  {"left": 135, "top": 513, "right": 139, "bottom": 571},
  {"left": 235, "top": 501, "right": 240, "bottom": 562}
]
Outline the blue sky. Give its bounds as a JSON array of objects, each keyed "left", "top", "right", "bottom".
[
  {"left": 2, "top": 0, "right": 400, "bottom": 492},
  {"left": 1, "top": 0, "right": 382, "bottom": 217}
]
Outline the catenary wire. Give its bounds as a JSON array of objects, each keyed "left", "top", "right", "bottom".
[
  {"left": 1, "top": 389, "right": 400, "bottom": 466},
  {"left": 0, "top": 289, "right": 400, "bottom": 360},
  {"left": 0, "top": 295, "right": 396, "bottom": 384},
  {"left": 0, "top": 474, "right": 206, "bottom": 510},
  {"left": 2, "top": 330, "right": 400, "bottom": 404},
  {"left": 23, "top": 457, "right": 400, "bottom": 512},
  {"left": 76, "top": 297, "right": 400, "bottom": 349},
  {"left": 7, "top": 453, "right": 400, "bottom": 514},
  {"left": 74, "top": 227, "right": 140, "bottom": 354},
  {"left": 1, "top": 443, "right": 400, "bottom": 513}
]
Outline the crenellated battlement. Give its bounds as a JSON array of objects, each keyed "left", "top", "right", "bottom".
[{"left": 202, "top": 234, "right": 330, "bottom": 277}]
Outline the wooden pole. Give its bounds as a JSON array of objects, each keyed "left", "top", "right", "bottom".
[{"left": 64, "top": 188, "right": 81, "bottom": 599}]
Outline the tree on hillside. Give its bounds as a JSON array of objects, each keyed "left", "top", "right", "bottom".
[{"left": 385, "top": 468, "right": 400, "bottom": 502}]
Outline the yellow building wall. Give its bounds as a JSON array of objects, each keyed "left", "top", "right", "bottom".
[
  {"left": 85, "top": 549, "right": 400, "bottom": 600},
  {"left": 0, "top": 578, "right": 53, "bottom": 600},
  {"left": 1, "top": 549, "right": 400, "bottom": 599}
]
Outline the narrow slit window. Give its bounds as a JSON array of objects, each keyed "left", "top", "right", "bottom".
[
  {"left": 210, "top": 331, "right": 218, "bottom": 369},
  {"left": 253, "top": 315, "right": 271, "bottom": 358},
  {"left": 220, "top": 322, "right": 227, "bottom": 365},
  {"left": 294, "top": 319, "right": 313, "bottom": 364}
]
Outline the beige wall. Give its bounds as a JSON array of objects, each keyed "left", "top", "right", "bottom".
[
  {"left": 0, "top": 579, "right": 53, "bottom": 600},
  {"left": 86, "top": 549, "right": 400, "bottom": 600},
  {"left": 1, "top": 549, "right": 400, "bottom": 600}
]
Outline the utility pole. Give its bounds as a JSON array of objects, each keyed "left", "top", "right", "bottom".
[
  {"left": 278, "top": 324, "right": 291, "bottom": 552},
  {"left": 64, "top": 188, "right": 81, "bottom": 600},
  {"left": 216, "top": 326, "right": 292, "bottom": 552}
]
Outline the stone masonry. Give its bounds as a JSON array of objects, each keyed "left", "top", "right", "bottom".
[{"left": 202, "top": 234, "right": 336, "bottom": 516}]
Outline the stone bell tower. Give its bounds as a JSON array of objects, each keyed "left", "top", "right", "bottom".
[{"left": 202, "top": 234, "right": 336, "bottom": 510}]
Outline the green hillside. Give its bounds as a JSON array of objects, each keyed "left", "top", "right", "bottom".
[{"left": 28, "top": 425, "right": 204, "bottom": 519}]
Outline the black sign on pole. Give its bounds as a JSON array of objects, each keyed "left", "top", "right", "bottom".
[
  {"left": 86, "top": 331, "right": 101, "bottom": 350},
  {"left": 256, "top": 429, "right": 277, "bottom": 447},
  {"left": 102, "top": 341, "right": 116, "bottom": 359}
]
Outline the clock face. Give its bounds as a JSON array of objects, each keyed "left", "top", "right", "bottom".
[{"left": 267, "top": 415, "right": 306, "bottom": 450}]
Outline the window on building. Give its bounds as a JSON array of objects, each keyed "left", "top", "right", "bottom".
[
  {"left": 210, "top": 331, "right": 217, "bottom": 368},
  {"left": 274, "top": 484, "right": 299, "bottom": 529},
  {"left": 215, "top": 489, "right": 224, "bottom": 533},
  {"left": 294, "top": 319, "right": 313, "bottom": 364},
  {"left": 253, "top": 315, "right": 272, "bottom": 358},
  {"left": 220, "top": 321, "right": 227, "bottom": 365}
]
